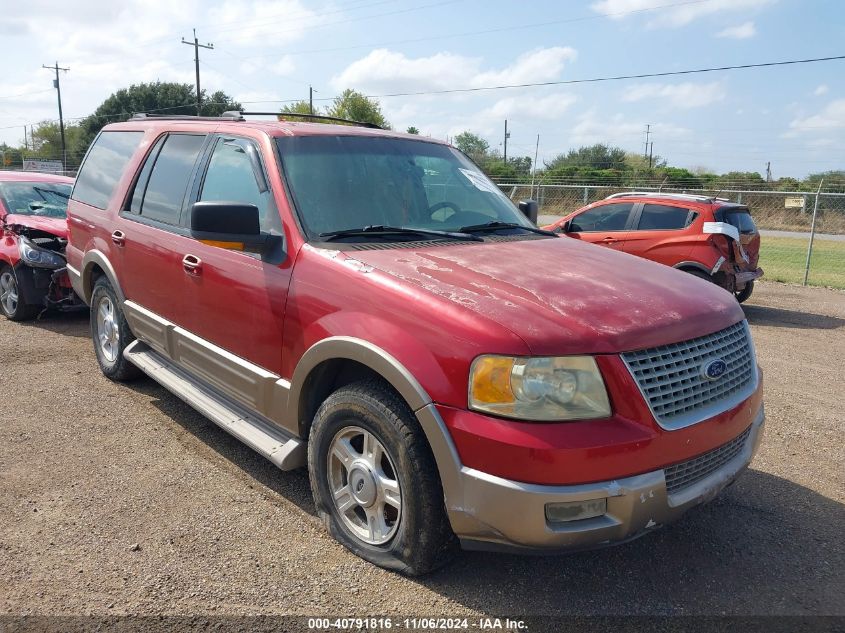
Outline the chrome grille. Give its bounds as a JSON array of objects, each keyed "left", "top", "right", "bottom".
[
  {"left": 664, "top": 425, "right": 751, "bottom": 494},
  {"left": 621, "top": 321, "right": 756, "bottom": 429}
]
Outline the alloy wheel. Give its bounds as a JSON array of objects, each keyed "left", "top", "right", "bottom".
[
  {"left": 0, "top": 270, "right": 19, "bottom": 316},
  {"left": 327, "top": 425, "right": 402, "bottom": 545},
  {"left": 96, "top": 295, "right": 119, "bottom": 363}
]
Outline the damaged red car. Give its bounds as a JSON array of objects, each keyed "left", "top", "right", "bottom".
[{"left": 0, "top": 171, "right": 82, "bottom": 321}]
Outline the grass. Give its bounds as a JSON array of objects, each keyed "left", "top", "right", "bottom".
[{"left": 759, "top": 236, "right": 845, "bottom": 289}]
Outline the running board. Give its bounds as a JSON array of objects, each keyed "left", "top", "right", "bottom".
[{"left": 123, "top": 340, "right": 305, "bottom": 470}]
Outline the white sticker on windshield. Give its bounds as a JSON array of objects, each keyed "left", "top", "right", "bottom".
[{"left": 458, "top": 168, "right": 504, "bottom": 195}]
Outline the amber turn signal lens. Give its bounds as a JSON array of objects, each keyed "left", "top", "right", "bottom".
[{"left": 469, "top": 356, "right": 516, "bottom": 405}]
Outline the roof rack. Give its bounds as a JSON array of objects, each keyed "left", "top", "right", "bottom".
[
  {"left": 605, "top": 191, "right": 728, "bottom": 203},
  {"left": 245, "top": 111, "right": 384, "bottom": 129},
  {"left": 130, "top": 112, "right": 244, "bottom": 121},
  {"left": 128, "top": 111, "right": 384, "bottom": 130}
]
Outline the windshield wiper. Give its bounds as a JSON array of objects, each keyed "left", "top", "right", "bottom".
[
  {"left": 319, "top": 225, "right": 483, "bottom": 242},
  {"left": 458, "top": 221, "right": 557, "bottom": 237}
]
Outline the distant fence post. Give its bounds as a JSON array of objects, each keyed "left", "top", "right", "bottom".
[
  {"left": 803, "top": 179, "right": 824, "bottom": 286},
  {"left": 583, "top": 187, "right": 588, "bottom": 205}
]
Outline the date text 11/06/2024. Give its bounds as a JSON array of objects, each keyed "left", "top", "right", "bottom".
[{"left": 307, "top": 617, "right": 528, "bottom": 630}]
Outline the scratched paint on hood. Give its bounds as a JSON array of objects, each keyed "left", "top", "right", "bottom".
[{"left": 342, "top": 237, "right": 744, "bottom": 355}]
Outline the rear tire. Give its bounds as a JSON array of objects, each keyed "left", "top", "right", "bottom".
[
  {"left": 735, "top": 281, "right": 754, "bottom": 303},
  {"left": 90, "top": 276, "right": 141, "bottom": 381},
  {"left": 308, "top": 379, "right": 457, "bottom": 576},
  {"left": 0, "top": 264, "right": 39, "bottom": 322},
  {"left": 682, "top": 268, "right": 712, "bottom": 282}
]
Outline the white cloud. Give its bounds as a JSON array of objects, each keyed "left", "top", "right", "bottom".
[
  {"left": 814, "top": 84, "right": 829, "bottom": 96},
  {"left": 568, "top": 110, "right": 691, "bottom": 147},
  {"left": 590, "top": 0, "right": 773, "bottom": 28},
  {"left": 622, "top": 82, "right": 726, "bottom": 108},
  {"left": 271, "top": 55, "right": 297, "bottom": 77},
  {"left": 331, "top": 47, "right": 577, "bottom": 95},
  {"left": 205, "top": 0, "right": 326, "bottom": 47},
  {"left": 715, "top": 21, "right": 757, "bottom": 39},
  {"left": 786, "top": 99, "right": 845, "bottom": 137}
]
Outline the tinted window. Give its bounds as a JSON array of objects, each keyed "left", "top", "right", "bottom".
[
  {"left": 637, "top": 204, "right": 693, "bottom": 230},
  {"left": 72, "top": 131, "right": 143, "bottom": 209},
  {"left": 140, "top": 134, "right": 205, "bottom": 225},
  {"left": 0, "top": 182, "right": 71, "bottom": 218},
  {"left": 569, "top": 203, "right": 633, "bottom": 232},
  {"left": 128, "top": 136, "right": 166, "bottom": 215},
  {"left": 200, "top": 137, "right": 275, "bottom": 232},
  {"left": 726, "top": 210, "right": 757, "bottom": 234}
]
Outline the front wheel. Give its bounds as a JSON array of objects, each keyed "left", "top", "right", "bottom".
[
  {"left": 735, "top": 281, "right": 754, "bottom": 303},
  {"left": 0, "top": 265, "right": 39, "bottom": 321},
  {"left": 90, "top": 276, "right": 141, "bottom": 381},
  {"left": 308, "top": 380, "right": 456, "bottom": 575}
]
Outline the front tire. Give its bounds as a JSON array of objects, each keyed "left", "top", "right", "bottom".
[
  {"left": 735, "top": 280, "right": 754, "bottom": 303},
  {"left": 308, "top": 380, "right": 456, "bottom": 576},
  {"left": 0, "top": 264, "right": 39, "bottom": 322},
  {"left": 90, "top": 276, "right": 140, "bottom": 381}
]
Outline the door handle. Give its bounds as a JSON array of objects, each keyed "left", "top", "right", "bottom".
[
  {"left": 111, "top": 230, "right": 126, "bottom": 246},
  {"left": 182, "top": 254, "right": 202, "bottom": 275},
  {"left": 601, "top": 237, "right": 617, "bottom": 244}
]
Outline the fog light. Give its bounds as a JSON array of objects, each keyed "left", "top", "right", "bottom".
[{"left": 545, "top": 498, "right": 607, "bottom": 523}]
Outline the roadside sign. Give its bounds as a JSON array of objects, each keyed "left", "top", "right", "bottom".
[
  {"left": 22, "top": 159, "right": 63, "bottom": 173},
  {"left": 785, "top": 196, "right": 805, "bottom": 209}
]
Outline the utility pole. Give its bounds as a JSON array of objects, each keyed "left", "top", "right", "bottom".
[
  {"left": 503, "top": 119, "right": 510, "bottom": 164},
  {"left": 43, "top": 62, "right": 69, "bottom": 170},
  {"left": 309, "top": 85, "right": 314, "bottom": 115},
  {"left": 766, "top": 161, "right": 772, "bottom": 183},
  {"left": 643, "top": 124, "right": 651, "bottom": 158},
  {"left": 531, "top": 134, "right": 540, "bottom": 197},
  {"left": 648, "top": 141, "right": 654, "bottom": 169},
  {"left": 182, "top": 29, "right": 214, "bottom": 116}
]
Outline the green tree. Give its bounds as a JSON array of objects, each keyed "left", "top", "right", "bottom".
[
  {"left": 406, "top": 126, "right": 420, "bottom": 135},
  {"left": 545, "top": 144, "right": 627, "bottom": 170},
  {"left": 80, "top": 82, "right": 241, "bottom": 143},
  {"left": 326, "top": 89, "right": 390, "bottom": 128},
  {"left": 712, "top": 171, "right": 767, "bottom": 190},
  {"left": 278, "top": 100, "right": 323, "bottom": 123},
  {"left": 25, "top": 121, "right": 88, "bottom": 167},
  {"left": 453, "top": 131, "right": 490, "bottom": 162},
  {"left": 0, "top": 143, "right": 23, "bottom": 168},
  {"left": 803, "top": 170, "right": 845, "bottom": 193}
]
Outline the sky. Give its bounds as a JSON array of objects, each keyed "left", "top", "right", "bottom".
[{"left": 0, "top": 0, "right": 844, "bottom": 178}]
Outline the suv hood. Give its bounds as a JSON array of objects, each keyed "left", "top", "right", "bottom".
[
  {"left": 347, "top": 237, "right": 744, "bottom": 355},
  {"left": 3, "top": 214, "right": 68, "bottom": 238}
]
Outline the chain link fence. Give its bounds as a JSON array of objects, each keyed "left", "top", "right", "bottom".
[{"left": 496, "top": 182, "right": 845, "bottom": 290}]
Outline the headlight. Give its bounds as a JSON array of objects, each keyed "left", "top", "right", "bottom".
[
  {"left": 18, "top": 237, "right": 65, "bottom": 269},
  {"left": 469, "top": 355, "right": 611, "bottom": 421}
]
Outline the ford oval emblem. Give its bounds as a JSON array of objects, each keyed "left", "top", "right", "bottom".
[{"left": 701, "top": 358, "right": 728, "bottom": 381}]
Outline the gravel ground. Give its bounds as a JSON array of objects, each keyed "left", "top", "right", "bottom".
[{"left": 0, "top": 281, "right": 842, "bottom": 619}]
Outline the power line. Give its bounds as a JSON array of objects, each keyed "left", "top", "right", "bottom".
[
  {"left": 0, "top": 88, "right": 54, "bottom": 101},
  {"left": 354, "top": 54, "right": 845, "bottom": 99}
]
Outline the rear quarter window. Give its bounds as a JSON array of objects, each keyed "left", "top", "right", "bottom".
[
  {"left": 726, "top": 210, "right": 757, "bottom": 234},
  {"left": 72, "top": 131, "right": 144, "bottom": 209},
  {"left": 636, "top": 204, "right": 696, "bottom": 230}
]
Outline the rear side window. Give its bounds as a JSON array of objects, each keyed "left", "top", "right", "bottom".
[
  {"left": 726, "top": 210, "right": 757, "bottom": 234},
  {"left": 138, "top": 134, "right": 206, "bottom": 225},
  {"left": 569, "top": 203, "right": 633, "bottom": 232},
  {"left": 72, "top": 131, "right": 143, "bottom": 209},
  {"left": 636, "top": 204, "right": 695, "bottom": 231}
]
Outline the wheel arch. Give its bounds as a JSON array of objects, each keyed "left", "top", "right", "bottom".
[
  {"left": 79, "top": 250, "right": 125, "bottom": 305},
  {"left": 288, "top": 336, "right": 432, "bottom": 440},
  {"left": 673, "top": 260, "right": 712, "bottom": 276}
]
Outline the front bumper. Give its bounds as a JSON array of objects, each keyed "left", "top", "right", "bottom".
[{"left": 422, "top": 404, "right": 764, "bottom": 553}]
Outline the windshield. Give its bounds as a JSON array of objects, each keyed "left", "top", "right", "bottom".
[
  {"left": 0, "top": 181, "right": 71, "bottom": 218},
  {"left": 276, "top": 135, "right": 533, "bottom": 239}
]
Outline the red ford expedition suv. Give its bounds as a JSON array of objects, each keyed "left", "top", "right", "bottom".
[
  {"left": 66, "top": 113, "right": 764, "bottom": 575},
  {"left": 543, "top": 192, "right": 763, "bottom": 303}
]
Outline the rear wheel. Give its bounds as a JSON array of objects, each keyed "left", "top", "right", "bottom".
[
  {"left": 90, "top": 276, "right": 141, "bottom": 381},
  {"left": 0, "top": 265, "right": 39, "bottom": 321},
  {"left": 735, "top": 280, "right": 754, "bottom": 303},
  {"left": 308, "top": 380, "right": 456, "bottom": 575},
  {"left": 682, "top": 268, "right": 712, "bottom": 282}
]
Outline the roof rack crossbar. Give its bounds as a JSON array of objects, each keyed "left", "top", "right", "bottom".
[
  {"left": 243, "top": 111, "right": 384, "bottom": 129},
  {"left": 130, "top": 112, "right": 245, "bottom": 122}
]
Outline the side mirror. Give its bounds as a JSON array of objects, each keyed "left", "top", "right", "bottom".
[
  {"left": 190, "top": 201, "right": 274, "bottom": 252},
  {"left": 561, "top": 219, "right": 572, "bottom": 233},
  {"left": 518, "top": 199, "right": 539, "bottom": 224}
]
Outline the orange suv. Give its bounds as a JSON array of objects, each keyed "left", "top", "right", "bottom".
[{"left": 544, "top": 192, "right": 763, "bottom": 302}]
